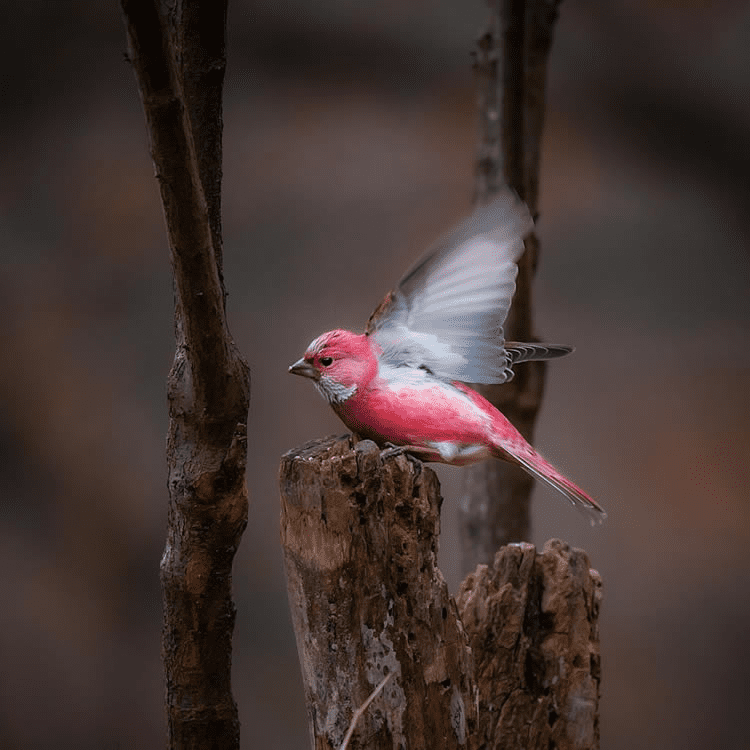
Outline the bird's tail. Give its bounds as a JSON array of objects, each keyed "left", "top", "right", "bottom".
[
  {"left": 504, "top": 342, "right": 574, "bottom": 364},
  {"left": 493, "top": 442, "right": 607, "bottom": 525}
]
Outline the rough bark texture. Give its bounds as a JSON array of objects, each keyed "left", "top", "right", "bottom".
[
  {"left": 460, "top": 0, "right": 564, "bottom": 574},
  {"left": 280, "top": 440, "right": 601, "bottom": 749},
  {"left": 458, "top": 540, "right": 602, "bottom": 750},
  {"left": 121, "top": 2, "right": 249, "bottom": 748},
  {"left": 280, "top": 436, "right": 477, "bottom": 750}
]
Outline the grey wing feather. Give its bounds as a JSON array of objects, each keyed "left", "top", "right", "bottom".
[{"left": 369, "top": 188, "right": 534, "bottom": 384}]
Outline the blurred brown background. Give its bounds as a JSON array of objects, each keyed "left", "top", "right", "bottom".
[{"left": 1, "top": 1, "right": 749, "bottom": 748}]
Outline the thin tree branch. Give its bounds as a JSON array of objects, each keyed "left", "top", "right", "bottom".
[
  {"left": 460, "top": 0, "right": 563, "bottom": 573},
  {"left": 501, "top": 0, "right": 527, "bottom": 197},
  {"left": 339, "top": 673, "right": 395, "bottom": 750},
  {"left": 122, "top": 0, "right": 234, "bottom": 409}
]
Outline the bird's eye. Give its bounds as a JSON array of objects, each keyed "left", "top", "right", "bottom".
[{"left": 320, "top": 356, "right": 333, "bottom": 367}]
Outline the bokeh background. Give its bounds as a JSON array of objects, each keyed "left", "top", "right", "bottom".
[{"left": 1, "top": 1, "right": 749, "bottom": 748}]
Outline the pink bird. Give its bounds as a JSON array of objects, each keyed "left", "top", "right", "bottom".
[{"left": 289, "top": 188, "right": 606, "bottom": 524}]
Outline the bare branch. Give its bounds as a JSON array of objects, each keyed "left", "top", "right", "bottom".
[
  {"left": 460, "top": 0, "right": 564, "bottom": 572},
  {"left": 173, "top": 0, "right": 228, "bottom": 273},
  {"left": 121, "top": 0, "right": 235, "bottom": 410}
]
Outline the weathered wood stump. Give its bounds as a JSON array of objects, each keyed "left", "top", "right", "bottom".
[
  {"left": 458, "top": 540, "right": 602, "bottom": 750},
  {"left": 280, "top": 435, "right": 476, "bottom": 750},
  {"left": 280, "top": 435, "right": 601, "bottom": 750}
]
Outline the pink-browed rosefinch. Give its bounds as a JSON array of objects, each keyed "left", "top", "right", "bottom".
[{"left": 289, "top": 188, "right": 606, "bottom": 524}]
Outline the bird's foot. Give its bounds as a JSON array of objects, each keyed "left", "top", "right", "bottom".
[
  {"left": 380, "top": 442, "right": 409, "bottom": 459},
  {"left": 380, "top": 443, "right": 430, "bottom": 466}
]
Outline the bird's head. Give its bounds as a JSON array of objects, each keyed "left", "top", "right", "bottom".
[{"left": 288, "top": 329, "right": 378, "bottom": 404}]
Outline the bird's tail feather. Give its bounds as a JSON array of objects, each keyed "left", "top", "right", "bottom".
[
  {"left": 504, "top": 342, "right": 573, "bottom": 364},
  {"left": 495, "top": 443, "right": 607, "bottom": 525}
]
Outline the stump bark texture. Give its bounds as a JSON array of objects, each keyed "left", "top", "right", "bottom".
[
  {"left": 280, "top": 435, "right": 476, "bottom": 750},
  {"left": 280, "top": 437, "right": 601, "bottom": 750},
  {"left": 458, "top": 540, "right": 602, "bottom": 750}
]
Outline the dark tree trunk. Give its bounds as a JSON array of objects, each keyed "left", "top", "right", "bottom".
[
  {"left": 460, "top": 0, "right": 564, "bottom": 572},
  {"left": 120, "top": 2, "right": 249, "bottom": 748}
]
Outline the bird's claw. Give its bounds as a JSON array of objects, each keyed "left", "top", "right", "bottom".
[{"left": 380, "top": 442, "right": 410, "bottom": 460}]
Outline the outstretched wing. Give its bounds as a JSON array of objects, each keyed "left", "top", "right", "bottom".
[{"left": 367, "top": 188, "right": 534, "bottom": 384}]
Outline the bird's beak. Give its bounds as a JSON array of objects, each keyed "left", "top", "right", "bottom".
[{"left": 289, "top": 358, "right": 318, "bottom": 379}]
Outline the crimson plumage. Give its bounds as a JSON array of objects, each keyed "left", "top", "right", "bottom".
[{"left": 289, "top": 189, "right": 606, "bottom": 524}]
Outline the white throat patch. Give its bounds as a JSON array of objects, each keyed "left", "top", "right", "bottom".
[{"left": 315, "top": 375, "right": 357, "bottom": 404}]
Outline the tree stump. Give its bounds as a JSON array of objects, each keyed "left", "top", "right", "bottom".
[
  {"left": 280, "top": 435, "right": 476, "bottom": 750},
  {"left": 458, "top": 540, "right": 602, "bottom": 750},
  {"left": 280, "top": 436, "right": 601, "bottom": 750}
]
